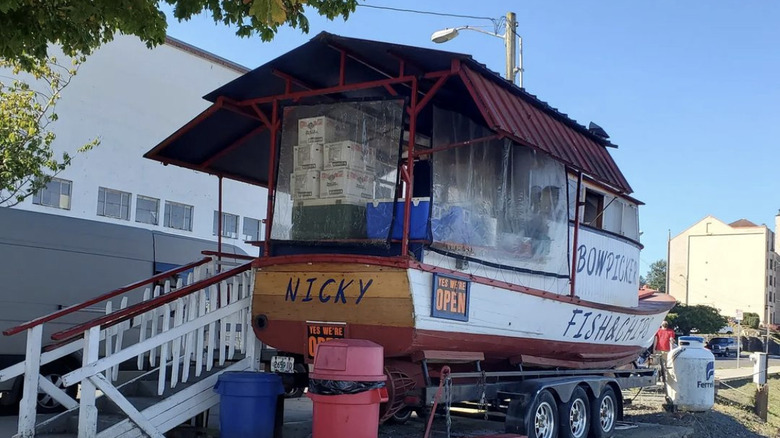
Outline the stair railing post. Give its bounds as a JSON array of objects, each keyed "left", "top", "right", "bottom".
[
  {"left": 17, "top": 324, "right": 43, "bottom": 438},
  {"left": 78, "top": 326, "right": 101, "bottom": 438}
]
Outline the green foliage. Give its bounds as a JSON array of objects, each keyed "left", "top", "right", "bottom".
[
  {"left": 666, "top": 302, "right": 727, "bottom": 335},
  {"left": 742, "top": 312, "right": 760, "bottom": 330},
  {"left": 645, "top": 259, "right": 666, "bottom": 292},
  {"left": 0, "top": 55, "right": 99, "bottom": 206},
  {"left": 0, "top": 0, "right": 358, "bottom": 66}
]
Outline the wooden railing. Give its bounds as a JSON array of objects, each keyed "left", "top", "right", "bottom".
[{"left": 0, "top": 254, "right": 258, "bottom": 438}]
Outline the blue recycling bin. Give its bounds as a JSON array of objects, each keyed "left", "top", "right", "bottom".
[{"left": 214, "top": 371, "right": 284, "bottom": 438}]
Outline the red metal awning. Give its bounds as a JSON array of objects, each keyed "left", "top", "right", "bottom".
[{"left": 460, "top": 66, "right": 632, "bottom": 194}]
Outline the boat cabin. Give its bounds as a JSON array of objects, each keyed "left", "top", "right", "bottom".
[{"left": 146, "top": 32, "right": 642, "bottom": 308}]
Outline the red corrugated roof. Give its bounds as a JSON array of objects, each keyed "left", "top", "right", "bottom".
[{"left": 460, "top": 66, "right": 632, "bottom": 194}]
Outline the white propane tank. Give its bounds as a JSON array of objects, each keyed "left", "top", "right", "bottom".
[{"left": 665, "top": 336, "right": 715, "bottom": 411}]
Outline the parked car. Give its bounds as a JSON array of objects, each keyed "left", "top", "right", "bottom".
[{"left": 707, "top": 337, "right": 738, "bottom": 357}]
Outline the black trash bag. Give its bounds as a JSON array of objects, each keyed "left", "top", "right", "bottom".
[{"left": 308, "top": 379, "right": 385, "bottom": 395}]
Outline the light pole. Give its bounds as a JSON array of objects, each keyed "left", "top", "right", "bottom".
[{"left": 431, "top": 12, "right": 523, "bottom": 87}]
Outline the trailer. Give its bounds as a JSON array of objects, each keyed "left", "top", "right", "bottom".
[{"left": 411, "top": 355, "right": 658, "bottom": 438}]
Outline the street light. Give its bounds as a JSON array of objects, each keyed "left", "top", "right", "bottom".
[{"left": 431, "top": 12, "right": 523, "bottom": 87}]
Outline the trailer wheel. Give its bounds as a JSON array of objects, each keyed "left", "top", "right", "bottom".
[
  {"left": 559, "top": 386, "right": 590, "bottom": 438},
  {"left": 528, "top": 390, "right": 558, "bottom": 438},
  {"left": 590, "top": 386, "right": 617, "bottom": 438},
  {"left": 283, "top": 363, "right": 307, "bottom": 398}
]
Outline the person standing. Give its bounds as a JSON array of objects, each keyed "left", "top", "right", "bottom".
[{"left": 654, "top": 320, "right": 676, "bottom": 360}]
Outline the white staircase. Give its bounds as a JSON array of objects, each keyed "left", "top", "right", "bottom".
[{"left": 0, "top": 254, "right": 258, "bottom": 437}]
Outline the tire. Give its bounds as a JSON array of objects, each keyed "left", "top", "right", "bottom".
[
  {"left": 590, "top": 386, "right": 617, "bottom": 438},
  {"left": 724, "top": 348, "right": 730, "bottom": 358},
  {"left": 558, "top": 387, "right": 590, "bottom": 438},
  {"left": 36, "top": 363, "right": 78, "bottom": 414},
  {"left": 528, "top": 390, "right": 558, "bottom": 438},
  {"left": 387, "top": 407, "right": 413, "bottom": 424}
]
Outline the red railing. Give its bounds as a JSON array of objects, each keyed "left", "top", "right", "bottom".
[
  {"left": 3, "top": 257, "right": 213, "bottom": 337},
  {"left": 200, "top": 250, "right": 256, "bottom": 261},
  {"left": 50, "top": 261, "right": 253, "bottom": 342}
]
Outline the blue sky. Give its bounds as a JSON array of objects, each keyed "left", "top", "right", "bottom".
[{"left": 162, "top": 1, "right": 780, "bottom": 275}]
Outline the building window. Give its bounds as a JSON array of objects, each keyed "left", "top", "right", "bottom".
[
  {"left": 164, "top": 201, "right": 193, "bottom": 231},
  {"left": 583, "top": 189, "right": 604, "bottom": 228},
  {"left": 213, "top": 211, "right": 239, "bottom": 238},
  {"left": 243, "top": 217, "right": 262, "bottom": 241},
  {"left": 136, "top": 195, "right": 160, "bottom": 225},
  {"left": 97, "top": 187, "right": 131, "bottom": 220},
  {"left": 32, "top": 177, "right": 72, "bottom": 210}
]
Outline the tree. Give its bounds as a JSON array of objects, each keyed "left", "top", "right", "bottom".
[
  {"left": 666, "top": 303, "right": 727, "bottom": 335},
  {"left": 742, "top": 312, "right": 760, "bottom": 330},
  {"left": 645, "top": 259, "right": 666, "bottom": 293},
  {"left": 0, "top": 55, "right": 99, "bottom": 206},
  {"left": 0, "top": 0, "right": 358, "bottom": 66}
]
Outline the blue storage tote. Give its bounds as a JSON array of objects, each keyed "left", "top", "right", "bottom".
[{"left": 366, "top": 197, "right": 430, "bottom": 240}]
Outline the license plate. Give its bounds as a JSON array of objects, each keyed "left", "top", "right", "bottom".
[
  {"left": 270, "top": 356, "right": 295, "bottom": 373},
  {"left": 306, "top": 322, "right": 346, "bottom": 362}
]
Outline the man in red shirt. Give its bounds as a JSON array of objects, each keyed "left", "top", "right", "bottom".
[{"left": 654, "top": 321, "right": 676, "bottom": 358}]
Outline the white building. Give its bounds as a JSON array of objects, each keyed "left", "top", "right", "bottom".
[
  {"left": 9, "top": 35, "right": 267, "bottom": 256},
  {"left": 668, "top": 215, "right": 779, "bottom": 325}
]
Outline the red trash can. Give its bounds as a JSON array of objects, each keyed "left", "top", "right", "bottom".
[{"left": 308, "top": 339, "right": 388, "bottom": 438}]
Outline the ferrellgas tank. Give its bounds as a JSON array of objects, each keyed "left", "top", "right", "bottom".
[{"left": 665, "top": 336, "right": 715, "bottom": 411}]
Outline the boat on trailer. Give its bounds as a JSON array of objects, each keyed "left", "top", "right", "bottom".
[{"left": 146, "top": 32, "right": 675, "bottom": 418}]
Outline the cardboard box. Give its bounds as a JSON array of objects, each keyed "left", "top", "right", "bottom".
[
  {"left": 289, "top": 170, "right": 320, "bottom": 200},
  {"left": 298, "top": 116, "right": 343, "bottom": 145},
  {"left": 323, "top": 141, "right": 376, "bottom": 171},
  {"left": 293, "top": 144, "right": 323, "bottom": 171},
  {"left": 319, "top": 169, "right": 375, "bottom": 200}
]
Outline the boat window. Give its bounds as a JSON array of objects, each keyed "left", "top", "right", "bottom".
[
  {"left": 430, "top": 107, "right": 569, "bottom": 279},
  {"left": 271, "top": 100, "right": 404, "bottom": 242},
  {"left": 583, "top": 190, "right": 603, "bottom": 228}
]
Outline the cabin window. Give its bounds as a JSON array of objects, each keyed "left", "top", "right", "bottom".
[
  {"left": 213, "top": 211, "right": 239, "bottom": 239},
  {"left": 430, "top": 107, "right": 569, "bottom": 278},
  {"left": 32, "top": 177, "right": 72, "bottom": 210},
  {"left": 97, "top": 187, "right": 131, "bottom": 220},
  {"left": 583, "top": 190, "right": 603, "bottom": 228},
  {"left": 271, "top": 100, "right": 404, "bottom": 242},
  {"left": 243, "top": 217, "right": 262, "bottom": 241},
  {"left": 164, "top": 201, "right": 193, "bottom": 231},
  {"left": 135, "top": 195, "right": 159, "bottom": 225}
]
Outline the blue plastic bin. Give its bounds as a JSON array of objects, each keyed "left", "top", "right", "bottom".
[
  {"left": 214, "top": 371, "right": 284, "bottom": 438},
  {"left": 366, "top": 198, "right": 430, "bottom": 240}
]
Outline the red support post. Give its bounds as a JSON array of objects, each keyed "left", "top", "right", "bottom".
[
  {"left": 263, "top": 100, "right": 280, "bottom": 257},
  {"left": 401, "top": 77, "right": 419, "bottom": 257},
  {"left": 339, "top": 49, "right": 346, "bottom": 86},
  {"left": 570, "top": 172, "right": 583, "bottom": 297}
]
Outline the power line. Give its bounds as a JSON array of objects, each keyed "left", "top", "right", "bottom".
[{"left": 357, "top": 4, "right": 497, "bottom": 23}]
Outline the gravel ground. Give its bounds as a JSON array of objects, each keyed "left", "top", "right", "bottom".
[{"left": 623, "top": 376, "right": 780, "bottom": 438}]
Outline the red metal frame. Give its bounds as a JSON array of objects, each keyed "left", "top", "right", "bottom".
[
  {"left": 412, "top": 134, "right": 502, "bottom": 158},
  {"left": 400, "top": 77, "right": 419, "bottom": 256},
  {"left": 51, "top": 261, "right": 254, "bottom": 342},
  {"left": 200, "top": 125, "right": 267, "bottom": 168},
  {"left": 263, "top": 99, "right": 279, "bottom": 257},
  {"left": 3, "top": 257, "right": 212, "bottom": 337},
  {"left": 570, "top": 172, "right": 583, "bottom": 297}
]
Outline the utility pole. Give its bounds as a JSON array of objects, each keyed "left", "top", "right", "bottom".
[{"left": 504, "top": 12, "right": 522, "bottom": 87}]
